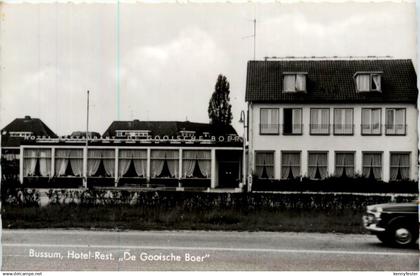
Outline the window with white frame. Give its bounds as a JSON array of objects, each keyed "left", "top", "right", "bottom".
[
  {"left": 361, "top": 108, "right": 381, "bottom": 135},
  {"left": 55, "top": 149, "right": 83, "bottom": 177},
  {"left": 116, "top": 130, "right": 150, "bottom": 138},
  {"left": 87, "top": 149, "right": 115, "bottom": 177},
  {"left": 308, "top": 152, "right": 328, "bottom": 179},
  {"left": 390, "top": 153, "right": 410, "bottom": 181},
  {"left": 23, "top": 148, "right": 52, "bottom": 177},
  {"left": 183, "top": 150, "right": 211, "bottom": 178},
  {"left": 260, "top": 108, "right": 279, "bottom": 134},
  {"left": 335, "top": 152, "right": 355, "bottom": 177},
  {"left": 180, "top": 131, "right": 196, "bottom": 138},
  {"left": 283, "top": 73, "right": 307, "bottom": 93},
  {"left": 355, "top": 73, "right": 382, "bottom": 92},
  {"left": 281, "top": 152, "right": 301, "bottom": 179},
  {"left": 255, "top": 151, "right": 274, "bottom": 179},
  {"left": 283, "top": 108, "right": 302, "bottom": 135},
  {"left": 151, "top": 150, "right": 179, "bottom": 178},
  {"left": 362, "top": 152, "right": 382, "bottom": 180},
  {"left": 118, "top": 149, "right": 147, "bottom": 178},
  {"left": 385, "top": 108, "right": 406, "bottom": 135},
  {"left": 310, "top": 109, "right": 330, "bottom": 134},
  {"left": 334, "top": 108, "right": 353, "bottom": 135}
]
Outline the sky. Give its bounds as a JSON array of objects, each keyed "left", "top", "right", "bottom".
[{"left": 0, "top": 1, "right": 417, "bottom": 135}]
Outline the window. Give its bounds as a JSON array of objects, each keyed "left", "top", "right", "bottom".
[
  {"left": 260, "top": 108, "right": 279, "bottom": 134},
  {"left": 335, "top": 152, "right": 355, "bottom": 177},
  {"left": 308, "top": 152, "right": 328, "bottom": 179},
  {"left": 283, "top": 73, "right": 307, "bottom": 92},
  {"left": 334, "top": 109, "right": 353, "bottom": 135},
  {"left": 281, "top": 152, "right": 301, "bottom": 179},
  {"left": 55, "top": 149, "right": 83, "bottom": 177},
  {"left": 9, "top": 131, "right": 32, "bottom": 137},
  {"left": 390, "top": 153, "right": 410, "bottom": 181},
  {"left": 183, "top": 150, "right": 211, "bottom": 178},
  {"left": 310, "top": 109, "right": 330, "bottom": 135},
  {"left": 283, "top": 108, "right": 302, "bottom": 135},
  {"left": 151, "top": 150, "right": 179, "bottom": 178},
  {"left": 180, "top": 131, "right": 196, "bottom": 138},
  {"left": 87, "top": 149, "right": 115, "bottom": 177},
  {"left": 116, "top": 130, "right": 150, "bottom": 138},
  {"left": 118, "top": 149, "right": 147, "bottom": 177},
  {"left": 362, "top": 152, "right": 382, "bottom": 180},
  {"left": 355, "top": 73, "right": 382, "bottom": 92},
  {"left": 386, "top": 108, "right": 406, "bottom": 135},
  {"left": 255, "top": 151, "right": 274, "bottom": 179},
  {"left": 361, "top": 108, "right": 381, "bottom": 135},
  {"left": 23, "top": 149, "right": 52, "bottom": 177}
]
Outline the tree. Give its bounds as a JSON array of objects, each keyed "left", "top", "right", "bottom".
[{"left": 208, "top": 74, "right": 233, "bottom": 126}]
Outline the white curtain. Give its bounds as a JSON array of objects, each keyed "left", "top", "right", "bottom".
[
  {"left": 183, "top": 150, "right": 197, "bottom": 178},
  {"left": 118, "top": 150, "right": 132, "bottom": 177},
  {"left": 361, "top": 109, "right": 370, "bottom": 133},
  {"left": 70, "top": 150, "right": 83, "bottom": 176},
  {"left": 55, "top": 149, "right": 71, "bottom": 176},
  {"left": 336, "top": 153, "right": 355, "bottom": 177},
  {"left": 344, "top": 109, "right": 353, "bottom": 133},
  {"left": 102, "top": 149, "right": 115, "bottom": 177},
  {"left": 197, "top": 151, "right": 211, "bottom": 178},
  {"left": 23, "top": 149, "right": 38, "bottom": 176},
  {"left": 282, "top": 152, "right": 300, "bottom": 179},
  {"left": 292, "top": 109, "right": 302, "bottom": 134},
  {"left": 87, "top": 149, "right": 102, "bottom": 176},
  {"left": 151, "top": 150, "right": 178, "bottom": 178},
  {"left": 356, "top": 75, "right": 370, "bottom": 91},
  {"left": 39, "top": 149, "right": 51, "bottom": 177},
  {"left": 295, "top": 74, "right": 306, "bottom": 91},
  {"left": 363, "top": 153, "right": 382, "bottom": 179},
  {"left": 133, "top": 150, "right": 147, "bottom": 177},
  {"left": 308, "top": 153, "right": 328, "bottom": 179},
  {"left": 372, "top": 74, "right": 381, "bottom": 91},
  {"left": 310, "top": 109, "right": 319, "bottom": 132},
  {"left": 255, "top": 152, "right": 274, "bottom": 178},
  {"left": 390, "top": 153, "right": 410, "bottom": 180},
  {"left": 260, "top": 109, "right": 278, "bottom": 134},
  {"left": 395, "top": 109, "right": 405, "bottom": 134},
  {"left": 283, "top": 75, "right": 296, "bottom": 92},
  {"left": 372, "top": 109, "right": 381, "bottom": 133}
]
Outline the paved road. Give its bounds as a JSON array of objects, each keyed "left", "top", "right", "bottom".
[{"left": 1, "top": 229, "right": 418, "bottom": 271}]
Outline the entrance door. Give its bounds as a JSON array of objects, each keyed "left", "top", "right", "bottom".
[{"left": 218, "top": 162, "right": 240, "bottom": 188}]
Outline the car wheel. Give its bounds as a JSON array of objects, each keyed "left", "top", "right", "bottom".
[{"left": 389, "top": 223, "right": 417, "bottom": 247}]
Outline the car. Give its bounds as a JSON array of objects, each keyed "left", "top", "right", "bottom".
[{"left": 363, "top": 201, "right": 419, "bottom": 247}]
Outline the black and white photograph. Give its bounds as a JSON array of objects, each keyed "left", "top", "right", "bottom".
[{"left": 0, "top": 0, "right": 419, "bottom": 273}]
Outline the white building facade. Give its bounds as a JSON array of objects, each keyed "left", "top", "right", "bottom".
[{"left": 246, "top": 59, "right": 418, "bottom": 184}]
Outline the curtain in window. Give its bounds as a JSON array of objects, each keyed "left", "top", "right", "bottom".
[
  {"left": 334, "top": 109, "right": 342, "bottom": 131},
  {"left": 395, "top": 109, "right": 405, "bottom": 134},
  {"left": 356, "top": 75, "right": 370, "bottom": 91},
  {"left": 39, "top": 149, "right": 51, "bottom": 177},
  {"left": 295, "top": 74, "right": 306, "bottom": 91},
  {"left": 363, "top": 153, "right": 382, "bottom": 179},
  {"left": 151, "top": 150, "right": 178, "bottom": 178},
  {"left": 70, "top": 150, "right": 83, "bottom": 176},
  {"left": 87, "top": 150, "right": 102, "bottom": 176},
  {"left": 183, "top": 150, "right": 196, "bottom": 178},
  {"left": 133, "top": 150, "right": 147, "bottom": 177},
  {"left": 321, "top": 109, "right": 329, "bottom": 131},
  {"left": 255, "top": 152, "right": 274, "bottom": 178},
  {"left": 344, "top": 109, "right": 353, "bottom": 133},
  {"left": 372, "top": 74, "right": 381, "bottom": 91},
  {"left": 283, "top": 75, "right": 296, "bottom": 91},
  {"left": 308, "top": 153, "right": 328, "bottom": 179},
  {"left": 183, "top": 150, "right": 211, "bottom": 178},
  {"left": 335, "top": 153, "right": 354, "bottom": 177},
  {"left": 361, "top": 109, "right": 370, "bottom": 132},
  {"left": 102, "top": 149, "right": 115, "bottom": 177},
  {"left": 372, "top": 109, "right": 381, "bottom": 133},
  {"left": 292, "top": 109, "right": 302, "bottom": 134},
  {"left": 23, "top": 149, "right": 38, "bottom": 176},
  {"left": 118, "top": 150, "right": 132, "bottom": 177},
  {"left": 55, "top": 149, "right": 71, "bottom": 176},
  {"left": 310, "top": 109, "right": 319, "bottom": 131},
  {"left": 281, "top": 152, "right": 300, "bottom": 179},
  {"left": 390, "top": 153, "right": 410, "bottom": 180},
  {"left": 260, "top": 109, "right": 278, "bottom": 134}
]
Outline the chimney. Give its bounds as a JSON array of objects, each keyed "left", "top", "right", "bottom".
[{"left": 24, "top": 115, "right": 31, "bottom": 120}]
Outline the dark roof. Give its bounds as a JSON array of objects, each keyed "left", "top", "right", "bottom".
[
  {"left": 102, "top": 120, "right": 238, "bottom": 138},
  {"left": 1, "top": 116, "right": 57, "bottom": 147},
  {"left": 70, "top": 131, "right": 101, "bottom": 138},
  {"left": 245, "top": 59, "right": 418, "bottom": 103}
]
